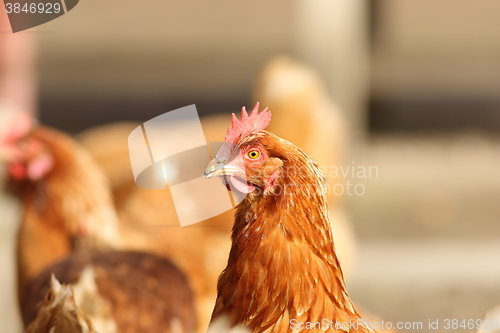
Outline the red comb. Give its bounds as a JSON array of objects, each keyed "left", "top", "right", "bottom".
[{"left": 224, "top": 102, "right": 271, "bottom": 144}]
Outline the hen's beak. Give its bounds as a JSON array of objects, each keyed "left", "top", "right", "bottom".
[{"left": 203, "top": 159, "right": 242, "bottom": 179}]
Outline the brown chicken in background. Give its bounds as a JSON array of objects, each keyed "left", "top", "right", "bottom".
[
  {"left": 204, "top": 104, "right": 372, "bottom": 332},
  {"left": 23, "top": 251, "right": 196, "bottom": 333},
  {"left": 0, "top": 112, "right": 122, "bottom": 302},
  {"left": 0, "top": 112, "right": 197, "bottom": 333}
]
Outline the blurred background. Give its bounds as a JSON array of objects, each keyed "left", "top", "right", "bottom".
[{"left": 1, "top": 0, "right": 500, "bottom": 332}]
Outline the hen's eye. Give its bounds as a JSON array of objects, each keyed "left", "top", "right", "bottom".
[{"left": 247, "top": 150, "right": 260, "bottom": 159}]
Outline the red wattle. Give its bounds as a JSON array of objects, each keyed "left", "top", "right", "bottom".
[
  {"left": 9, "top": 163, "right": 27, "bottom": 180},
  {"left": 229, "top": 175, "right": 255, "bottom": 194}
]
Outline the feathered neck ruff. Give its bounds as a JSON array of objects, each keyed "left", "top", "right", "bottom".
[{"left": 212, "top": 136, "right": 371, "bottom": 333}]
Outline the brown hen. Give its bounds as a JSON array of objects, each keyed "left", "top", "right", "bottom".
[
  {"left": 23, "top": 251, "right": 196, "bottom": 333},
  {"left": 0, "top": 113, "right": 197, "bottom": 333},
  {"left": 0, "top": 113, "right": 122, "bottom": 301},
  {"left": 204, "top": 104, "right": 373, "bottom": 333}
]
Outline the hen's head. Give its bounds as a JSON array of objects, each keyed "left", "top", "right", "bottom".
[
  {"left": 0, "top": 111, "right": 54, "bottom": 181},
  {"left": 26, "top": 274, "right": 96, "bottom": 333},
  {"left": 44, "top": 274, "right": 74, "bottom": 308},
  {"left": 204, "top": 102, "right": 307, "bottom": 199}
]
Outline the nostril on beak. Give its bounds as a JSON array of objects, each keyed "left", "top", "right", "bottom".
[{"left": 216, "top": 158, "right": 227, "bottom": 165}]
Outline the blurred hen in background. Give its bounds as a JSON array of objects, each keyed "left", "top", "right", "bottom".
[
  {"left": 1, "top": 113, "right": 121, "bottom": 299},
  {"left": 0, "top": 112, "right": 197, "bottom": 332},
  {"left": 23, "top": 252, "right": 196, "bottom": 333}
]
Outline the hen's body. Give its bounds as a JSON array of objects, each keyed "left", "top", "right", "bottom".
[
  {"left": 23, "top": 251, "right": 196, "bottom": 333},
  {"left": 205, "top": 107, "right": 372, "bottom": 333},
  {"left": 7, "top": 126, "right": 122, "bottom": 300},
  {"left": 1, "top": 120, "right": 196, "bottom": 333}
]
